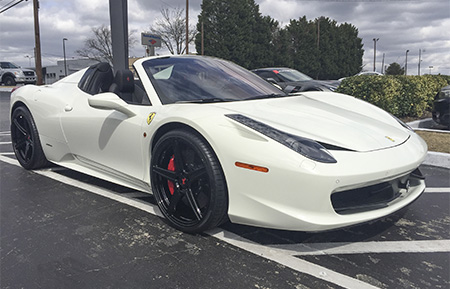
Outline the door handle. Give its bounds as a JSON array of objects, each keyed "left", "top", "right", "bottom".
[{"left": 64, "top": 105, "right": 73, "bottom": 112}]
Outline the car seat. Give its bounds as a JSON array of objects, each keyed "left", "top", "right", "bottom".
[{"left": 109, "top": 69, "right": 135, "bottom": 103}]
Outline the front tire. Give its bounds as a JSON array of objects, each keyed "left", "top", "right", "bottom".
[
  {"left": 150, "top": 129, "right": 228, "bottom": 233},
  {"left": 4, "top": 76, "right": 16, "bottom": 86},
  {"left": 11, "top": 106, "right": 49, "bottom": 170}
]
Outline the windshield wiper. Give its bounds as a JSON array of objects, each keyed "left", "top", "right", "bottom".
[
  {"left": 244, "top": 93, "right": 286, "bottom": 101},
  {"left": 176, "top": 98, "right": 234, "bottom": 104}
]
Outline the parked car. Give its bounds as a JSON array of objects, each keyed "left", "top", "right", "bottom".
[
  {"left": 10, "top": 55, "right": 427, "bottom": 233},
  {"left": 356, "top": 71, "right": 384, "bottom": 76},
  {"left": 432, "top": 85, "right": 450, "bottom": 129},
  {"left": 252, "top": 67, "right": 337, "bottom": 92},
  {"left": 338, "top": 71, "right": 384, "bottom": 83},
  {"left": 0, "top": 61, "right": 36, "bottom": 86}
]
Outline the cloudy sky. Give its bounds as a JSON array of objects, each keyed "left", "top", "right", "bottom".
[{"left": 1, "top": 0, "right": 449, "bottom": 76}]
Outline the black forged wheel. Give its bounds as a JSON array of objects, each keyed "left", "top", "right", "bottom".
[
  {"left": 150, "top": 129, "right": 228, "bottom": 233},
  {"left": 11, "top": 106, "right": 49, "bottom": 170}
]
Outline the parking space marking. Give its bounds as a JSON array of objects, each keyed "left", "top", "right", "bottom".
[
  {"left": 425, "top": 187, "right": 450, "bottom": 193},
  {"left": 0, "top": 155, "right": 380, "bottom": 288},
  {"left": 1, "top": 154, "right": 448, "bottom": 289},
  {"left": 208, "top": 229, "right": 381, "bottom": 289},
  {"left": 0, "top": 142, "right": 12, "bottom": 145},
  {"left": 267, "top": 240, "right": 450, "bottom": 256}
]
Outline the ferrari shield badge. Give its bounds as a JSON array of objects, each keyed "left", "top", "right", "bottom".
[{"left": 147, "top": 112, "right": 156, "bottom": 125}]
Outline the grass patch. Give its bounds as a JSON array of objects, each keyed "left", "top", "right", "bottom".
[{"left": 415, "top": 130, "right": 450, "bottom": 154}]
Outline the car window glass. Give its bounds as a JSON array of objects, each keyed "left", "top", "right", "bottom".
[
  {"left": 142, "top": 56, "right": 285, "bottom": 104},
  {"left": 277, "top": 69, "right": 312, "bottom": 82}
]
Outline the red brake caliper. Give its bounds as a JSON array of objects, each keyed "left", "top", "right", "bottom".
[{"left": 167, "top": 155, "right": 175, "bottom": 195}]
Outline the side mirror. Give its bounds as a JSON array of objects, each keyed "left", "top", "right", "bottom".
[{"left": 88, "top": 92, "right": 136, "bottom": 117}]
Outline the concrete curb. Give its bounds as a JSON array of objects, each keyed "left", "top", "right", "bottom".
[
  {"left": 407, "top": 119, "right": 450, "bottom": 169},
  {"left": 0, "top": 87, "right": 14, "bottom": 92},
  {"left": 423, "top": 152, "right": 450, "bottom": 169}
]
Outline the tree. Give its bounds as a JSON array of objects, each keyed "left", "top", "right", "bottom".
[
  {"left": 76, "top": 25, "right": 137, "bottom": 64},
  {"left": 282, "top": 17, "right": 363, "bottom": 80},
  {"left": 385, "top": 62, "right": 405, "bottom": 75},
  {"left": 195, "top": 0, "right": 275, "bottom": 69},
  {"left": 149, "top": 7, "right": 197, "bottom": 55}
]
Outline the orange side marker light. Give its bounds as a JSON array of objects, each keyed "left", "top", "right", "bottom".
[{"left": 235, "top": 162, "right": 269, "bottom": 173}]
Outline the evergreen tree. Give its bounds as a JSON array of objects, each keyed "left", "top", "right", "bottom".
[
  {"left": 195, "top": 0, "right": 274, "bottom": 69},
  {"left": 385, "top": 62, "right": 405, "bottom": 75}
]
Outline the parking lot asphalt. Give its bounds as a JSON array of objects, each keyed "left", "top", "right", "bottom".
[{"left": 1, "top": 90, "right": 449, "bottom": 288}]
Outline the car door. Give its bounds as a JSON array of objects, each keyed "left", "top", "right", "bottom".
[{"left": 60, "top": 90, "right": 149, "bottom": 181}]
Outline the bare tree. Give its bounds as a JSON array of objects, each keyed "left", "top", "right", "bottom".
[
  {"left": 149, "top": 7, "right": 197, "bottom": 55},
  {"left": 76, "top": 25, "right": 137, "bottom": 64}
]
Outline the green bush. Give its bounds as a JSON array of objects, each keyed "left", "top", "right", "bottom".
[{"left": 336, "top": 75, "right": 450, "bottom": 117}]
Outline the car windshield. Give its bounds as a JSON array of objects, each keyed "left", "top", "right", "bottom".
[
  {"left": 0, "top": 62, "right": 20, "bottom": 69},
  {"left": 276, "top": 69, "right": 312, "bottom": 82},
  {"left": 142, "top": 56, "right": 286, "bottom": 104}
]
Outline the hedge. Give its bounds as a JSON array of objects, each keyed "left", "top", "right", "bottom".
[{"left": 336, "top": 75, "right": 450, "bottom": 117}]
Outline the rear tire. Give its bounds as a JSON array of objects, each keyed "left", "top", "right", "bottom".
[
  {"left": 4, "top": 76, "right": 16, "bottom": 86},
  {"left": 150, "top": 129, "right": 228, "bottom": 233},
  {"left": 11, "top": 106, "right": 49, "bottom": 170}
]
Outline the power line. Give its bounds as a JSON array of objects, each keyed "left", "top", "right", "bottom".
[{"left": 0, "top": 0, "right": 27, "bottom": 14}]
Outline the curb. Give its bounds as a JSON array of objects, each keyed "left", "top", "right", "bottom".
[
  {"left": 423, "top": 152, "right": 450, "bottom": 169},
  {"left": 0, "top": 87, "right": 14, "bottom": 92},
  {"left": 408, "top": 118, "right": 450, "bottom": 134},
  {"left": 407, "top": 119, "right": 450, "bottom": 169}
]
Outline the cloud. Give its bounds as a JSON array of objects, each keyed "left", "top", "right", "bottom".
[{"left": 0, "top": 0, "right": 448, "bottom": 75}]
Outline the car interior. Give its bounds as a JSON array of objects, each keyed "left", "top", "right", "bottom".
[{"left": 78, "top": 62, "right": 150, "bottom": 105}]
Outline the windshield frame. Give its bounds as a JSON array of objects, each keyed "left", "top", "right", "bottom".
[{"left": 142, "top": 56, "right": 286, "bottom": 104}]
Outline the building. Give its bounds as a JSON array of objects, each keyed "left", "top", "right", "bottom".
[{"left": 44, "top": 59, "right": 100, "bottom": 84}]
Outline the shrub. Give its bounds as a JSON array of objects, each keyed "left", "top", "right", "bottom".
[{"left": 337, "top": 75, "right": 450, "bottom": 117}]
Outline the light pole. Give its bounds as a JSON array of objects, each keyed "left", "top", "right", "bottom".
[
  {"left": 418, "top": 49, "right": 425, "bottom": 76},
  {"left": 25, "top": 55, "right": 32, "bottom": 66},
  {"left": 373, "top": 38, "right": 379, "bottom": 72},
  {"left": 63, "top": 38, "right": 68, "bottom": 76},
  {"left": 405, "top": 50, "right": 409, "bottom": 75}
]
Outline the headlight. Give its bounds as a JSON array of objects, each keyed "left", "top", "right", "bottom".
[
  {"left": 14, "top": 71, "right": 24, "bottom": 77},
  {"left": 226, "top": 114, "right": 337, "bottom": 163},
  {"left": 438, "top": 90, "right": 450, "bottom": 99}
]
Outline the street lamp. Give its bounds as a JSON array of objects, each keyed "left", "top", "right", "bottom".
[
  {"left": 373, "top": 38, "right": 379, "bottom": 72},
  {"left": 405, "top": 50, "right": 409, "bottom": 75},
  {"left": 63, "top": 38, "right": 68, "bottom": 76},
  {"left": 418, "top": 49, "right": 425, "bottom": 76},
  {"left": 25, "top": 55, "right": 32, "bottom": 67}
]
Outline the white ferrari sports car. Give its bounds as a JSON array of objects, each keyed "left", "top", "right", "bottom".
[{"left": 10, "top": 55, "right": 427, "bottom": 233}]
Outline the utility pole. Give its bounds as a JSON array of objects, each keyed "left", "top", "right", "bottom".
[
  {"left": 373, "top": 38, "right": 379, "bottom": 72},
  {"left": 418, "top": 49, "right": 422, "bottom": 76},
  {"left": 186, "top": 0, "right": 189, "bottom": 54},
  {"left": 33, "top": 0, "right": 43, "bottom": 85},
  {"left": 405, "top": 50, "right": 409, "bottom": 75},
  {"left": 317, "top": 19, "right": 320, "bottom": 49},
  {"left": 63, "top": 38, "right": 68, "bottom": 76},
  {"left": 201, "top": 21, "right": 204, "bottom": 55}
]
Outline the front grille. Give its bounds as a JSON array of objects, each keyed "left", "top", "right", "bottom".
[
  {"left": 331, "top": 168, "right": 424, "bottom": 215},
  {"left": 23, "top": 71, "right": 35, "bottom": 76}
]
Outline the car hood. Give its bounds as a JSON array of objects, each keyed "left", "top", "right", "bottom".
[{"left": 218, "top": 92, "right": 410, "bottom": 152}]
